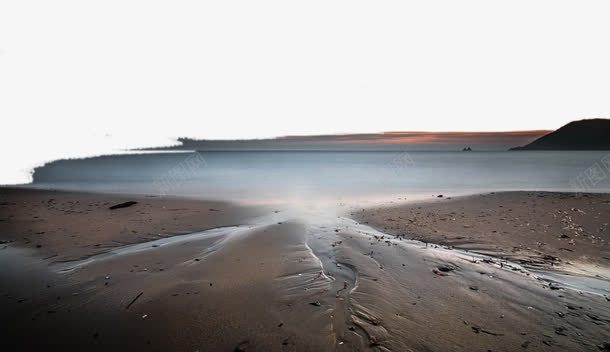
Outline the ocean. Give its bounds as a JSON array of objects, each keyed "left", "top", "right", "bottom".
[{"left": 27, "top": 150, "right": 610, "bottom": 205}]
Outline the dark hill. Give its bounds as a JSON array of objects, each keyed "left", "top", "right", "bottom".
[{"left": 510, "top": 119, "right": 610, "bottom": 150}]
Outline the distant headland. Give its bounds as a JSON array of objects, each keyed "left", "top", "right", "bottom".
[{"left": 510, "top": 119, "right": 610, "bottom": 150}]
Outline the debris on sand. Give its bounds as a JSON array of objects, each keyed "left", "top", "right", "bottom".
[
  {"left": 432, "top": 269, "right": 448, "bottom": 276},
  {"left": 125, "top": 291, "right": 143, "bottom": 309},
  {"left": 555, "top": 311, "right": 565, "bottom": 318},
  {"left": 571, "top": 207, "right": 586, "bottom": 215},
  {"left": 471, "top": 325, "right": 504, "bottom": 336},
  {"left": 108, "top": 201, "right": 138, "bottom": 210},
  {"left": 554, "top": 326, "right": 567, "bottom": 336},
  {"left": 437, "top": 265, "right": 456, "bottom": 272},
  {"left": 597, "top": 342, "right": 610, "bottom": 351},
  {"left": 521, "top": 341, "right": 530, "bottom": 348},
  {"left": 234, "top": 340, "right": 249, "bottom": 352},
  {"left": 309, "top": 301, "right": 321, "bottom": 307},
  {"left": 469, "top": 286, "right": 479, "bottom": 291}
]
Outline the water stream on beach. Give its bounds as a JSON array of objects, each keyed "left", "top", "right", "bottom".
[{"left": 47, "top": 205, "right": 610, "bottom": 297}]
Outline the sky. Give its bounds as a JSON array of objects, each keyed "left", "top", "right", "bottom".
[{"left": 1, "top": 1, "right": 610, "bottom": 184}]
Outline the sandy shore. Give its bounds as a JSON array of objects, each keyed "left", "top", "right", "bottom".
[
  {"left": 1, "top": 188, "right": 609, "bottom": 351},
  {"left": 0, "top": 187, "right": 259, "bottom": 262},
  {"left": 357, "top": 191, "right": 610, "bottom": 276}
]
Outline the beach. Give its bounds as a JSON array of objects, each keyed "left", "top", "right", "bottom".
[
  {"left": 358, "top": 192, "right": 610, "bottom": 277},
  {"left": 1, "top": 187, "right": 609, "bottom": 351}
]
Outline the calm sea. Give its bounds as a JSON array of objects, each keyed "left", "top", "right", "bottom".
[{"left": 27, "top": 151, "right": 610, "bottom": 205}]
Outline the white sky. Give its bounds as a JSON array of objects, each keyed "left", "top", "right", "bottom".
[{"left": 1, "top": 1, "right": 610, "bottom": 184}]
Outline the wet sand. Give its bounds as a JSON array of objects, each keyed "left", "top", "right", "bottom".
[{"left": 1, "top": 188, "right": 609, "bottom": 351}]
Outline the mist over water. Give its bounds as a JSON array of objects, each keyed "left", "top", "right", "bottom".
[{"left": 26, "top": 151, "right": 610, "bottom": 206}]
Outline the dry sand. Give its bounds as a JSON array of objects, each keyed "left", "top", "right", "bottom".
[
  {"left": 357, "top": 191, "right": 610, "bottom": 276},
  {"left": 1, "top": 188, "right": 609, "bottom": 351},
  {"left": 0, "top": 187, "right": 259, "bottom": 262}
]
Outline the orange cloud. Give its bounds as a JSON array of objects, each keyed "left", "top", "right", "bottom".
[{"left": 277, "top": 131, "right": 550, "bottom": 145}]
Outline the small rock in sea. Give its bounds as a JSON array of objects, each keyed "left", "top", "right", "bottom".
[
  {"left": 437, "top": 195, "right": 444, "bottom": 198},
  {"left": 209, "top": 208, "right": 220, "bottom": 212},
  {"left": 309, "top": 301, "right": 321, "bottom": 307},
  {"left": 277, "top": 322, "right": 283, "bottom": 327}
]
